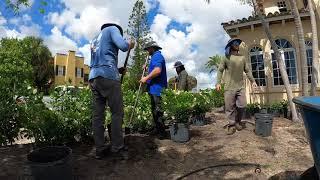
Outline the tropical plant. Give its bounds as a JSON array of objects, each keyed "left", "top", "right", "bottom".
[
  {"left": 162, "top": 90, "right": 194, "bottom": 124},
  {"left": 206, "top": 55, "right": 225, "bottom": 73}
]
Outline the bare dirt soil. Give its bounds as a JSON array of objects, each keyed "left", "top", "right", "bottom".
[{"left": 0, "top": 112, "right": 314, "bottom": 180}]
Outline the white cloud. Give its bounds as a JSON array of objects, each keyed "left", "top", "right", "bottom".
[
  {"left": 79, "top": 44, "right": 91, "bottom": 65},
  {"left": 44, "top": 26, "right": 78, "bottom": 55},
  {"left": 47, "top": 0, "right": 140, "bottom": 41},
  {"left": 0, "top": 13, "right": 7, "bottom": 25},
  {"left": 149, "top": 0, "right": 252, "bottom": 89},
  {"left": 19, "top": 24, "right": 41, "bottom": 37}
]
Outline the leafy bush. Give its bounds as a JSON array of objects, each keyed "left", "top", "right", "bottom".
[
  {"left": 192, "top": 92, "right": 211, "bottom": 116},
  {"left": 123, "top": 90, "right": 153, "bottom": 132},
  {"left": 21, "top": 87, "right": 93, "bottom": 146},
  {"left": 162, "top": 90, "right": 194, "bottom": 124},
  {"left": 200, "top": 88, "right": 224, "bottom": 108},
  {"left": 0, "top": 38, "right": 33, "bottom": 145},
  {"left": 246, "top": 103, "right": 260, "bottom": 116}
]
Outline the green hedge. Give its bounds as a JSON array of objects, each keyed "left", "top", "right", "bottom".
[{"left": 1, "top": 87, "right": 224, "bottom": 146}]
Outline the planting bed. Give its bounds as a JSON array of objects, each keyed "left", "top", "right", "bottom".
[{"left": 0, "top": 111, "right": 313, "bottom": 180}]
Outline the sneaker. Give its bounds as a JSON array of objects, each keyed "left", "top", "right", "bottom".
[
  {"left": 226, "top": 125, "right": 236, "bottom": 135},
  {"left": 110, "top": 146, "right": 129, "bottom": 160},
  {"left": 235, "top": 122, "right": 246, "bottom": 131}
]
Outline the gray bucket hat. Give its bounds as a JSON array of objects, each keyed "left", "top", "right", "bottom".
[
  {"left": 143, "top": 41, "right": 162, "bottom": 50},
  {"left": 174, "top": 61, "right": 184, "bottom": 68}
]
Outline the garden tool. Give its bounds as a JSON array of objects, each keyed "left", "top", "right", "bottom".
[
  {"left": 120, "top": 48, "right": 131, "bottom": 84},
  {"left": 128, "top": 56, "right": 150, "bottom": 128}
]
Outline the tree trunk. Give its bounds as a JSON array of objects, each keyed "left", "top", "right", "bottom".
[
  {"left": 288, "top": 0, "right": 309, "bottom": 96},
  {"left": 252, "top": 0, "right": 299, "bottom": 121},
  {"left": 308, "top": 0, "right": 319, "bottom": 96}
]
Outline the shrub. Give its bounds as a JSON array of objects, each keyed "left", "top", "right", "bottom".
[
  {"left": 123, "top": 90, "right": 153, "bottom": 132},
  {"left": 21, "top": 87, "right": 93, "bottom": 146},
  {"left": 162, "top": 90, "right": 194, "bottom": 124},
  {"left": 192, "top": 92, "right": 211, "bottom": 116}
]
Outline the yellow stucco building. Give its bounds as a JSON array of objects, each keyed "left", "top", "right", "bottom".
[
  {"left": 222, "top": 0, "right": 320, "bottom": 104},
  {"left": 53, "top": 50, "right": 90, "bottom": 87}
]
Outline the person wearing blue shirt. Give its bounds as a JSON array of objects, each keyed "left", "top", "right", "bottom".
[
  {"left": 89, "top": 23, "right": 134, "bottom": 159},
  {"left": 140, "top": 41, "right": 168, "bottom": 139}
]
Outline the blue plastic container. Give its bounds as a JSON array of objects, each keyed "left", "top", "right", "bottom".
[{"left": 293, "top": 96, "right": 320, "bottom": 177}]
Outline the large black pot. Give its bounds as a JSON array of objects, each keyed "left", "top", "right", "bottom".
[
  {"left": 192, "top": 114, "right": 206, "bottom": 126},
  {"left": 27, "top": 146, "right": 73, "bottom": 180},
  {"left": 169, "top": 123, "right": 190, "bottom": 143}
]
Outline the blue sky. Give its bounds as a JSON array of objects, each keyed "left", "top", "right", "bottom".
[{"left": 0, "top": 0, "right": 251, "bottom": 89}]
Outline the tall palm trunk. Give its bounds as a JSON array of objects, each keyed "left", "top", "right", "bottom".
[
  {"left": 288, "top": 0, "right": 309, "bottom": 96},
  {"left": 252, "top": 0, "right": 299, "bottom": 121},
  {"left": 308, "top": 0, "right": 319, "bottom": 96}
]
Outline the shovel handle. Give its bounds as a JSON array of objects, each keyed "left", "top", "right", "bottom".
[{"left": 120, "top": 48, "right": 131, "bottom": 84}]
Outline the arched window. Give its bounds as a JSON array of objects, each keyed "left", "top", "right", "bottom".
[
  {"left": 250, "top": 47, "right": 266, "bottom": 86},
  {"left": 271, "top": 39, "right": 298, "bottom": 85},
  {"left": 306, "top": 40, "right": 313, "bottom": 83}
]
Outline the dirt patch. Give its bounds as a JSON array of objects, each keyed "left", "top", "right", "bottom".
[{"left": 0, "top": 112, "right": 314, "bottom": 180}]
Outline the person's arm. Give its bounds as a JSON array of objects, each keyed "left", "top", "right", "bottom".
[
  {"left": 110, "top": 26, "right": 129, "bottom": 52},
  {"left": 216, "top": 59, "right": 226, "bottom": 85},
  {"left": 244, "top": 58, "right": 256, "bottom": 84},
  {"left": 178, "top": 71, "right": 188, "bottom": 90},
  {"left": 140, "top": 55, "right": 162, "bottom": 83}
]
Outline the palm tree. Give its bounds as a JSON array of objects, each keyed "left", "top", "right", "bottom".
[
  {"left": 307, "top": 0, "right": 319, "bottom": 96},
  {"left": 288, "top": 0, "right": 309, "bottom": 96},
  {"left": 206, "top": 55, "right": 224, "bottom": 73}
]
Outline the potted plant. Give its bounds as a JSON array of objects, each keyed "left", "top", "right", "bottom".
[
  {"left": 191, "top": 92, "right": 211, "bottom": 126},
  {"left": 245, "top": 103, "right": 260, "bottom": 118},
  {"left": 268, "top": 102, "right": 282, "bottom": 117},
  {"left": 162, "top": 90, "right": 193, "bottom": 143},
  {"left": 280, "top": 100, "right": 289, "bottom": 118}
]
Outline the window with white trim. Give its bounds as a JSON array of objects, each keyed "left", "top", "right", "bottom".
[
  {"left": 76, "top": 68, "right": 82, "bottom": 78},
  {"left": 58, "top": 66, "right": 64, "bottom": 76},
  {"left": 271, "top": 39, "right": 298, "bottom": 86},
  {"left": 250, "top": 47, "right": 266, "bottom": 86},
  {"left": 306, "top": 41, "right": 313, "bottom": 83}
]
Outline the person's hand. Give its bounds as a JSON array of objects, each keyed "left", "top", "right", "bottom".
[
  {"left": 216, "top": 84, "right": 221, "bottom": 91},
  {"left": 118, "top": 67, "right": 127, "bottom": 75},
  {"left": 129, "top": 39, "right": 135, "bottom": 49},
  {"left": 140, "top": 76, "right": 149, "bottom": 84}
]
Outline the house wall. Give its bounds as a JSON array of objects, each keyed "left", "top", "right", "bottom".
[
  {"left": 53, "top": 51, "right": 89, "bottom": 87},
  {"left": 236, "top": 19, "right": 320, "bottom": 104}
]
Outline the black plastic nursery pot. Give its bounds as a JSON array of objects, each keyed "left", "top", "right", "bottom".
[
  {"left": 192, "top": 113, "right": 206, "bottom": 126},
  {"left": 27, "top": 146, "right": 73, "bottom": 180},
  {"left": 169, "top": 123, "right": 190, "bottom": 143},
  {"left": 254, "top": 113, "right": 273, "bottom": 137}
]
